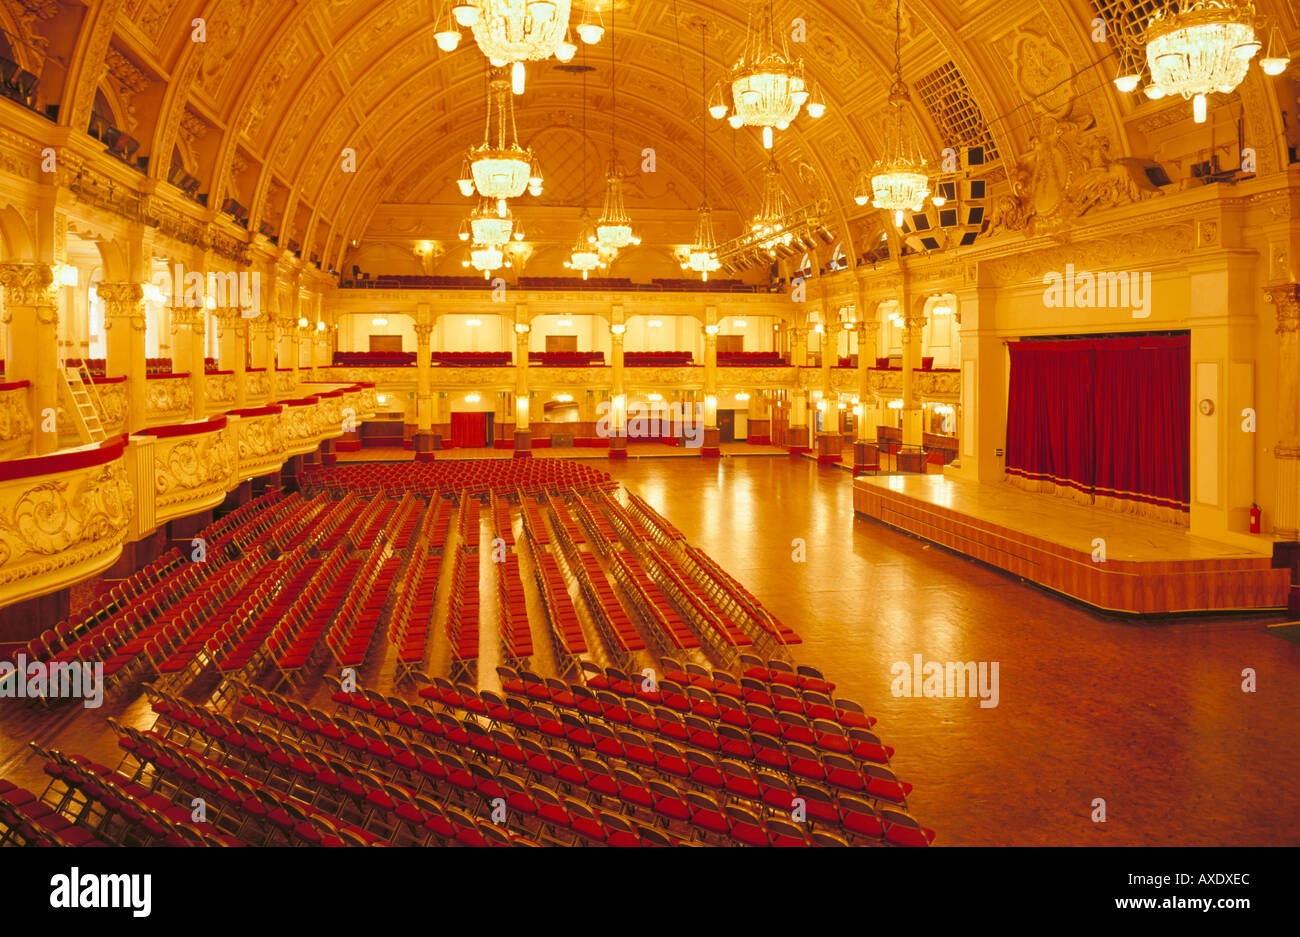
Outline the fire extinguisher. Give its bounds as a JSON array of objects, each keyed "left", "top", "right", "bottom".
[{"left": 1249, "top": 503, "right": 1261, "bottom": 534}]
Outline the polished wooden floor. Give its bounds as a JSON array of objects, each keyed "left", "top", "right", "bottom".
[
  {"left": 601, "top": 457, "right": 1300, "bottom": 845},
  {"left": 3, "top": 456, "right": 1297, "bottom": 845}
]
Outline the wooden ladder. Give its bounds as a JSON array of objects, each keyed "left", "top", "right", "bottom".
[{"left": 62, "top": 363, "right": 107, "bottom": 444}]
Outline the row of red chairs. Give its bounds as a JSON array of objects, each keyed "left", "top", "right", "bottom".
[
  {"left": 389, "top": 540, "right": 438, "bottom": 684},
  {"left": 26, "top": 494, "right": 300, "bottom": 681},
  {"left": 519, "top": 493, "right": 551, "bottom": 545},
  {"left": 114, "top": 720, "right": 386, "bottom": 846},
  {"left": 497, "top": 552, "right": 532, "bottom": 664},
  {"left": 0, "top": 777, "right": 106, "bottom": 846},
  {"left": 684, "top": 543, "right": 802, "bottom": 647},
  {"left": 302, "top": 459, "right": 614, "bottom": 499},
  {"left": 264, "top": 545, "right": 360, "bottom": 691},
  {"left": 608, "top": 550, "right": 701, "bottom": 654},
  {"left": 325, "top": 547, "right": 396, "bottom": 670},
  {"left": 396, "top": 674, "right": 928, "bottom": 846},
  {"left": 257, "top": 678, "right": 883, "bottom": 847},
  {"left": 145, "top": 552, "right": 267, "bottom": 687},
  {"left": 424, "top": 495, "right": 453, "bottom": 551},
  {"left": 529, "top": 547, "right": 587, "bottom": 668},
  {"left": 445, "top": 547, "right": 479, "bottom": 680},
  {"left": 490, "top": 491, "right": 515, "bottom": 547},
  {"left": 32, "top": 743, "right": 238, "bottom": 846},
  {"left": 206, "top": 547, "right": 319, "bottom": 685}
]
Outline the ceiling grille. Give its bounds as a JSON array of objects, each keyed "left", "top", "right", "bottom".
[
  {"left": 913, "top": 61, "right": 999, "bottom": 163},
  {"left": 1090, "top": 0, "right": 1164, "bottom": 51}
]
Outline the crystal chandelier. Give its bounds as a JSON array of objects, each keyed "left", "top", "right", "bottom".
[
  {"left": 457, "top": 69, "right": 543, "bottom": 212},
  {"left": 682, "top": 205, "right": 722, "bottom": 280},
  {"left": 462, "top": 239, "right": 513, "bottom": 279},
  {"left": 864, "top": 0, "right": 931, "bottom": 226},
  {"left": 1125, "top": 0, "right": 1284, "bottom": 124},
  {"left": 564, "top": 53, "right": 604, "bottom": 280},
  {"left": 684, "top": 26, "right": 720, "bottom": 280},
  {"left": 595, "top": 2, "right": 638, "bottom": 254},
  {"left": 458, "top": 198, "right": 522, "bottom": 246},
  {"left": 596, "top": 162, "right": 638, "bottom": 251},
  {"left": 709, "top": 0, "right": 825, "bottom": 149},
  {"left": 564, "top": 208, "right": 605, "bottom": 279},
  {"left": 748, "top": 157, "right": 796, "bottom": 254},
  {"left": 439, "top": 0, "right": 602, "bottom": 94}
]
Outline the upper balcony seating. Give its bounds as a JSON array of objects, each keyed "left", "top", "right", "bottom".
[
  {"left": 717, "top": 351, "right": 785, "bottom": 367},
  {"left": 334, "top": 351, "right": 416, "bottom": 367},
  {"left": 650, "top": 277, "right": 752, "bottom": 293},
  {"left": 331, "top": 351, "right": 512, "bottom": 368},
  {"left": 624, "top": 351, "right": 694, "bottom": 367},
  {"left": 518, "top": 276, "right": 636, "bottom": 291},
  {"left": 435, "top": 352, "right": 512, "bottom": 367},
  {"left": 338, "top": 273, "right": 760, "bottom": 293},
  {"left": 528, "top": 351, "right": 605, "bottom": 367}
]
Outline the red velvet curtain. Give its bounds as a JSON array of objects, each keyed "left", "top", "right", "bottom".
[
  {"left": 1005, "top": 342, "right": 1096, "bottom": 500},
  {"left": 1005, "top": 335, "right": 1189, "bottom": 516},
  {"left": 1092, "top": 336, "right": 1189, "bottom": 513},
  {"left": 450, "top": 412, "right": 486, "bottom": 448}
]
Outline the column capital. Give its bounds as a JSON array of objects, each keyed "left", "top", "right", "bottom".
[
  {"left": 414, "top": 322, "right": 435, "bottom": 343},
  {"left": 856, "top": 318, "right": 880, "bottom": 340},
  {"left": 98, "top": 282, "right": 146, "bottom": 331},
  {"left": 213, "top": 307, "right": 250, "bottom": 336},
  {"left": 248, "top": 313, "right": 276, "bottom": 337},
  {"left": 1265, "top": 283, "right": 1300, "bottom": 333},
  {"left": 172, "top": 307, "right": 205, "bottom": 332},
  {"left": 0, "top": 262, "right": 57, "bottom": 311}
]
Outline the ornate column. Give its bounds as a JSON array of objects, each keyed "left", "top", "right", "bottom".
[
  {"left": 1266, "top": 284, "right": 1300, "bottom": 540},
  {"left": 788, "top": 324, "right": 810, "bottom": 452},
  {"left": 816, "top": 313, "right": 841, "bottom": 465},
  {"left": 171, "top": 307, "right": 207, "bottom": 420},
  {"left": 0, "top": 263, "right": 59, "bottom": 453},
  {"left": 854, "top": 316, "right": 881, "bottom": 475},
  {"left": 215, "top": 308, "right": 248, "bottom": 410},
  {"left": 702, "top": 315, "right": 720, "bottom": 458},
  {"left": 900, "top": 309, "right": 927, "bottom": 462},
  {"left": 513, "top": 318, "right": 532, "bottom": 458},
  {"left": 609, "top": 319, "right": 627, "bottom": 460},
  {"left": 247, "top": 315, "right": 273, "bottom": 404},
  {"left": 413, "top": 302, "right": 435, "bottom": 460},
  {"left": 99, "top": 282, "right": 148, "bottom": 434}
]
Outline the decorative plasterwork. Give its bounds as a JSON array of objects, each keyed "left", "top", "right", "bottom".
[
  {"left": 0, "top": 263, "right": 57, "bottom": 310},
  {"left": 0, "top": 385, "right": 34, "bottom": 457},
  {"left": 988, "top": 113, "right": 1158, "bottom": 238},
  {"left": 153, "top": 427, "right": 236, "bottom": 516},
  {"left": 235, "top": 412, "right": 286, "bottom": 481},
  {"left": 144, "top": 376, "right": 193, "bottom": 423},
  {"left": 0, "top": 457, "right": 135, "bottom": 598},
  {"left": 984, "top": 222, "right": 1196, "bottom": 288}
]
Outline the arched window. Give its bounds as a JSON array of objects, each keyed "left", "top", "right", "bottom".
[{"left": 87, "top": 270, "right": 106, "bottom": 359}]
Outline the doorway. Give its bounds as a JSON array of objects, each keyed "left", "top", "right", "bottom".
[{"left": 718, "top": 409, "right": 736, "bottom": 444}]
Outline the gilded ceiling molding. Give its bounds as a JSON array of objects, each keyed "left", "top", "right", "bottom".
[
  {"left": 984, "top": 221, "right": 1196, "bottom": 287},
  {"left": 67, "top": 0, "right": 130, "bottom": 132}
]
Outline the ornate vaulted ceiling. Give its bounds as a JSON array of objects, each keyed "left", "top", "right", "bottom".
[{"left": 3, "top": 0, "right": 1297, "bottom": 270}]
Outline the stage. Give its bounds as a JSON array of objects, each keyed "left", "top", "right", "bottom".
[{"left": 853, "top": 474, "right": 1290, "bottom": 615}]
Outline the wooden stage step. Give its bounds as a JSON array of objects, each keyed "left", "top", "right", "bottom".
[{"left": 853, "top": 475, "right": 1288, "bottom": 615}]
